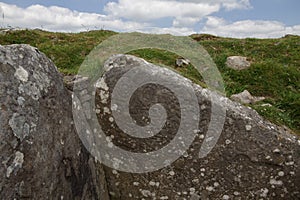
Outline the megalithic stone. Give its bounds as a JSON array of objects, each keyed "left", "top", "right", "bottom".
[
  {"left": 92, "top": 54, "right": 300, "bottom": 200},
  {"left": 0, "top": 45, "right": 109, "bottom": 200}
]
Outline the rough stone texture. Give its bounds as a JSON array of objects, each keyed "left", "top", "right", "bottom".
[
  {"left": 96, "top": 54, "right": 300, "bottom": 200},
  {"left": 231, "top": 90, "right": 265, "bottom": 104},
  {"left": 226, "top": 56, "right": 251, "bottom": 70},
  {"left": 0, "top": 44, "right": 109, "bottom": 199}
]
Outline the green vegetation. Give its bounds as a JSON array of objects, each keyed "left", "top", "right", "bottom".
[
  {"left": 0, "top": 29, "right": 116, "bottom": 74},
  {"left": 0, "top": 29, "right": 299, "bottom": 134},
  {"left": 193, "top": 34, "right": 300, "bottom": 134}
]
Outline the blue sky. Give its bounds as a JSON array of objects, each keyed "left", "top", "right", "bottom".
[{"left": 0, "top": 0, "right": 299, "bottom": 38}]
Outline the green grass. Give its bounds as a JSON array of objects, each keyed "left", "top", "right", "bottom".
[
  {"left": 0, "top": 29, "right": 299, "bottom": 134},
  {"left": 0, "top": 29, "right": 116, "bottom": 74},
  {"left": 193, "top": 34, "right": 300, "bottom": 133}
]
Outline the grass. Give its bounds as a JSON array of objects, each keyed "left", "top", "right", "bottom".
[
  {"left": 193, "top": 34, "right": 300, "bottom": 133},
  {"left": 0, "top": 29, "right": 116, "bottom": 74},
  {"left": 0, "top": 29, "right": 299, "bottom": 134}
]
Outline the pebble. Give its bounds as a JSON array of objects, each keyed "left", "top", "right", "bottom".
[
  {"left": 245, "top": 125, "right": 252, "bottom": 131},
  {"left": 169, "top": 171, "right": 175, "bottom": 176},
  {"left": 278, "top": 171, "right": 284, "bottom": 177}
]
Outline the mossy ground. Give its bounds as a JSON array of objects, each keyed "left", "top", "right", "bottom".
[{"left": 0, "top": 29, "right": 299, "bottom": 134}]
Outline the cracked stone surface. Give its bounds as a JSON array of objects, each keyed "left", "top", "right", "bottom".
[
  {"left": 0, "top": 45, "right": 109, "bottom": 199},
  {"left": 95, "top": 54, "right": 300, "bottom": 200}
]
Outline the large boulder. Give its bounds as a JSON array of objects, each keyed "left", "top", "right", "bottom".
[
  {"left": 93, "top": 54, "right": 300, "bottom": 199},
  {"left": 0, "top": 45, "right": 109, "bottom": 199}
]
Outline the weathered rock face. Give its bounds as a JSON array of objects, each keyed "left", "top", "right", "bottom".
[
  {"left": 0, "top": 45, "right": 109, "bottom": 199},
  {"left": 95, "top": 54, "right": 300, "bottom": 199},
  {"left": 1, "top": 45, "right": 299, "bottom": 200},
  {"left": 226, "top": 56, "right": 251, "bottom": 70}
]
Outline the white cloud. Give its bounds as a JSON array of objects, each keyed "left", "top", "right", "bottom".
[
  {"left": 139, "top": 26, "right": 196, "bottom": 36},
  {"left": 105, "top": 0, "right": 220, "bottom": 20},
  {"left": 202, "top": 16, "right": 300, "bottom": 38},
  {"left": 104, "top": 0, "right": 250, "bottom": 28},
  {"left": 0, "top": 2, "right": 299, "bottom": 38},
  {"left": 173, "top": 16, "right": 201, "bottom": 27},
  {"left": 0, "top": 2, "right": 145, "bottom": 32}
]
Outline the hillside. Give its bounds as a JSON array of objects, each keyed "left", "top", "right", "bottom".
[{"left": 0, "top": 29, "right": 299, "bottom": 134}]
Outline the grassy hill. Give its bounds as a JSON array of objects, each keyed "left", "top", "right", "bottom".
[{"left": 0, "top": 29, "right": 299, "bottom": 134}]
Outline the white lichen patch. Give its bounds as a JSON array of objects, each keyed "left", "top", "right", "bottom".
[
  {"left": 169, "top": 170, "right": 175, "bottom": 176},
  {"left": 17, "top": 96, "right": 25, "bottom": 106},
  {"left": 103, "top": 107, "right": 111, "bottom": 115},
  {"left": 6, "top": 151, "right": 24, "bottom": 178},
  {"left": 260, "top": 188, "right": 269, "bottom": 197},
  {"left": 18, "top": 81, "right": 42, "bottom": 100},
  {"left": 9, "top": 113, "right": 30, "bottom": 141},
  {"left": 14, "top": 66, "right": 28, "bottom": 82},
  {"left": 245, "top": 124, "right": 252, "bottom": 131},
  {"left": 32, "top": 70, "right": 50, "bottom": 93},
  {"left": 95, "top": 77, "right": 109, "bottom": 91},
  {"left": 270, "top": 179, "right": 283, "bottom": 186},
  {"left": 99, "top": 90, "right": 109, "bottom": 104}
]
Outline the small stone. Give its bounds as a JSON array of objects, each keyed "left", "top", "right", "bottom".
[
  {"left": 285, "top": 161, "right": 294, "bottom": 166},
  {"left": 245, "top": 125, "right": 252, "bottom": 131},
  {"left": 278, "top": 171, "right": 284, "bottom": 177},
  {"left": 189, "top": 187, "right": 196, "bottom": 194},
  {"left": 109, "top": 191, "right": 116, "bottom": 196},
  {"left": 225, "top": 139, "right": 231, "bottom": 145},
  {"left": 133, "top": 182, "right": 140, "bottom": 186},
  {"left": 103, "top": 107, "right": 111, "bottom": 114},
  {"left": 192, "top": 178, "right": 199, "bottom": 184},
  {"left": 169, "top": 171, "right": 175, "bottom": 176},
  {"left": 231, "top": 90, "right": 264, "bottom": 104},
  {"left": 290, "top": 171, "right": 295, "bottom": 175},
  {"left": 200, "top": 104, "right": 206, "bottom": 110},
  {"left": 273, "top": 148, "right": 281, "bottom": 153},
  {"left": 109, "top": 117, "right": 114, "bottom": 122},
  {"left": 234, "top": 191, "right": 240, "bottom": 196},
  {"left": 193, "top": 129, "right": 200, "bottom": 134},
  {"left": 260, "top": 188, "right": 269, "bottom": 197},
  {"left": 206, "top": 186, "right": 214, "bottom": 191},
  {"left": 222, "top": 194, "right": 230, "bottom": 200},
  {"left": 226, "top": 56, "right": 250, "bottom": 70},
  {"left": 176, "top": 58, "right": 190, "bottom": 67},
  {"left": 199, "top": 134, "right": 205, "bottom": 139},
  {"left": 149, "top": 181, "right": 156, "bottom": 186},
  {"left": 270, "top": 179, "right": 283, "bottom": 186},
  {"left": 160, "top": 196, "right": 169, "bottom": 200},
  {"left": 213, "top": 182, "right": 219, "bottom": 187},
  {"left": 140, "top": 189, "right": 151, "bottom": 197}
]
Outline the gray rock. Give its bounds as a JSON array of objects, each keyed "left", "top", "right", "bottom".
[
  {"left": 231, "top": 90, "right": 265, "bottom": 104},
  {"left": 0, "top": 45, "right": 109, "bottom": 199},
  {"left": 95, "top": 54, "right": 299, "bottom": 199},
  {"left": 176, "top": 58, "right": 190, "bottom": 67},
  {"left": 226, "top": 56, "right": 251, "bottom": 70}
]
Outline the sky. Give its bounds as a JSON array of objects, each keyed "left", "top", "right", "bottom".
[{"left": 0, "top": 0, "right": 299, "bottom": 38}]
